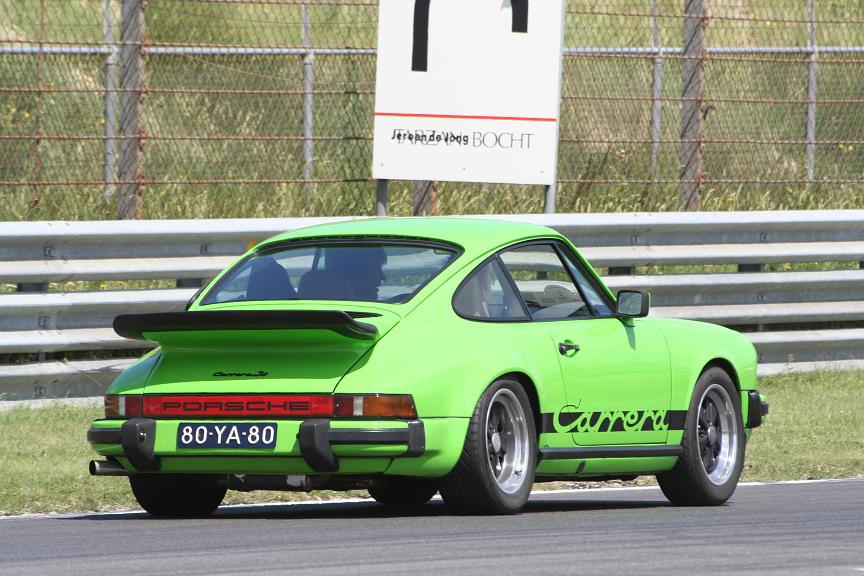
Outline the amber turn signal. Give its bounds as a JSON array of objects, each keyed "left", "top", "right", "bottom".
[
  {"left": 333, "top": 394, "right": 417, "bottom": 418},
  {"left": 104, "top": 394, "right": 143, "bottom": 419}
]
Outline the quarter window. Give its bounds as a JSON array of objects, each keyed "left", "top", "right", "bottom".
[
  {"left": 499, "top": 245, "right": 590, "bottom": 321},
  {"left": 453, "top": 260, "right": 528, "bottom": 321}
]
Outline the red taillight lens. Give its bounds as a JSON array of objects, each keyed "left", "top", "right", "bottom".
[
  {"left": 142, "top": 395, "right": 335, "bottom": 418},
  {"left": 334, "top": 395, "right": 361, "bottom": 417},
  {"left": 106, "top": 393, "right": 416, "bottom": 419},
  {"left": 334, "top": 395, "right": 417, "bottom": 419},
  {"left": 104, "top": 394, "right": 143, "bottom": 419},
  {"left": 124, "top": 396, "right": 143, "bottom": 417}
]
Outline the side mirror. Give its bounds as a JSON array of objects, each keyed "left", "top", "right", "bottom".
[{"left": 616, "top": 290, "right": 650, "bottom": 318}]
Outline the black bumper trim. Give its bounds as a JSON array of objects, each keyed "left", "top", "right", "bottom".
[
  {"left": 299, "top": 419, "right": 426, "bottom": 472},
  {"left": 539, "top": 445, "right": 683, "bottom": 461},
  {"left": 747, "top": 390, "right": 768, "bottom": 429},
  {"left": 87, "top": 428, "right": 122, "bottom": 445},
  {"left": 121, "top": 418, "right": 162, "bottom": 472},
  {"left": 89, "top": 418, "right": 425, "bottom": 474},
  {"left": 87, "top": 422, "right": 161, "bottom": 472}
]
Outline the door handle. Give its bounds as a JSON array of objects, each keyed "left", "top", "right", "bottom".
[{"left": 558, "top": 342, "right": 580, "bottom": 355}]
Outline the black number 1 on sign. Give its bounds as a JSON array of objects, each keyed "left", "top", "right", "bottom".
[{"left": 411, "top": 0, "right": 529, "bottom": 72}]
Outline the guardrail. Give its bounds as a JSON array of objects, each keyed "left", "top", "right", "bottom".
[{"left": 2, "top": 211, "right": 863, "bottom": 401}]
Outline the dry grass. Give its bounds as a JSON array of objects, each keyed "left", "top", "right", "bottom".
[
  {"left": 0, "top": 403, "right": 367, "bottom": 516},
  {"left": 2, "top": 1, "right": 864, "bottom": 219}
]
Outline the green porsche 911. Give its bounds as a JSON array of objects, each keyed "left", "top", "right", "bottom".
[{"left": 87, "top": 218, "right": 768, "bottom": 515}]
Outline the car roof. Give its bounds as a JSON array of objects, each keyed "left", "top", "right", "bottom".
[{"left": 259, "top": 217, "right": 563, "bottom": 259}]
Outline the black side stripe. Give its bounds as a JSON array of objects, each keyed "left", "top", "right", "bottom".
[
  {"left": 666, "top": 410, "right": 687, "bottom": 430},
  {"left": 540, "top": 410, "right": 688, "bottom": 434},
  {"left": 541, "top": 412, "right": 555, "bottom": 434}
]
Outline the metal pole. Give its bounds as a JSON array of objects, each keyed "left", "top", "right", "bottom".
[
  {"left": 806, "top": 0, "right": 818, "bottom": 191},
  {"left": 412, "top": 180, "right": 436, "bottom": 215},
  {"left": 543, "top": 183, "right": 556, "bottom": 214},
  {"left": 103, "top": 0, "right": 118, "bottom": 201},
  {"left": 376, "top": 179, "right": 388, "bottom": 216},
  {"left": 650, "top": 0, "right": 663, "bottom": 193},
  {"left": 679, "top": 0, "right": 705, "bottom": 211},
  {"left": 302, "top": 1, "right": 315, "bottom": 211},
  {"left": 118, "top": 0, "right": 143, "bottom": 219}
]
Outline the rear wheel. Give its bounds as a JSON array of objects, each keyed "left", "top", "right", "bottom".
[
  {"left": 439, "top": 379, "right": 537, "bottom": 515},
  {"left": 657, "top": 367, "right": 744, "bottom": 506},
  {"left": 129, "top": 475, "right": 226, "bottom": 517},
  {"left": 368, "top": 478, "right": 437, "bottom": 508}
]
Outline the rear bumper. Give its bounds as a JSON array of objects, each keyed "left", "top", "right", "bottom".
[
  {"left": 87, "top": 417, "right": 427, "bottom": 474},
  {"left": 298, "top": 419, "right": 424, "bottom": 472}
]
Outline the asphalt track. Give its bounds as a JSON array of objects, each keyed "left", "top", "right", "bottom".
[{"left": 1, "top": 479, "right": 862, "bottom": 575}]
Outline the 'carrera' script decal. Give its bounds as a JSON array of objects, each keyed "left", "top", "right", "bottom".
[
  {"left": 541, "top": 407, "right": 687, "bottom": 434},
  {"left": 212, "top": 370, "right": 269, "bottom": 378}
]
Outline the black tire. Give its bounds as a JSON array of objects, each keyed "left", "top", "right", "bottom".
[
  {"left": 129, "top": 475, "right": 226, "bottom": 517},
  {"left": 439, "top": 379, "right": 537, "bottom": 515},
  {"left": 657, "top": 367, "right": 745, "bottom": 506},
  {"left": 368, "top": 478, "right": 438, "bottom": 507}
]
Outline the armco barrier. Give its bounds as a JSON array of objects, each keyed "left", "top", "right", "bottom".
[{"left": 1, "top": 211, "right": 863, "bottom": 401}]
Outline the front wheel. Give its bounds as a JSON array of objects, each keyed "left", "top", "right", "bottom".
[
  {"left": 439, "top": 379, "right": 537, "bottom": 515},
  {"left": 129, "top": 475, "right": 226, "bottom": 517},
  {"left": 657, "top": 367, "right": 745, "bottom": 506}
]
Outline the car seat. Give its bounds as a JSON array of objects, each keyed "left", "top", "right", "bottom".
[
  {"left": 297, "top": 269, "right": 355, "bottom": 300},
  {"left": 246, "top": 257, "right": 296, "bottom": 301}
]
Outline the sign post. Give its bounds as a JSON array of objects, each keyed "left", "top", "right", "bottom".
[{"left": 372, "top": 0, "right": 565, "bottom": 194}]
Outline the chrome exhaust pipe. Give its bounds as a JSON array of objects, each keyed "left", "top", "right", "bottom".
[{"left": 89, "top": 460, "right": 129, "bottom": 476}]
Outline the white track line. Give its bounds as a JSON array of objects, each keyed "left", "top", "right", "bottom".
[{"left": 2, "top": 477, "right": 861, "bottom": 521}]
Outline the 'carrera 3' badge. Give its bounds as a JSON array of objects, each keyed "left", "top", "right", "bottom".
[{"left": 212, "top": 370, "right": 269, "bottom": 378}]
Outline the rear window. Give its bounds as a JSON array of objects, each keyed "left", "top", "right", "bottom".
[{"left": 201, "top": 241, "right": 459, "bottom": 305}]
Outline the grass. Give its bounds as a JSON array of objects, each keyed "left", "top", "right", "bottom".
[
  {"left": 2, "top": 0, "right": 864, "bottom": 219},
  {"left": 0, "top": 402, "right": 368, "bottom": 516},
  {"left": 0, "top": 369, "right": 861, "bottom": 516},
  {"left": 743, "top": 369, "right": 864, "bottom": 482}
]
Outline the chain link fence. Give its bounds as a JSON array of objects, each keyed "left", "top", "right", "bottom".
[{"left": 1, "top": 0, "right": 863, "bottom": 220}]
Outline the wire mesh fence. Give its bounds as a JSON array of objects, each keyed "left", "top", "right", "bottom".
[{"left": 1, "top": 0, "right": 863, "bottom": 220}]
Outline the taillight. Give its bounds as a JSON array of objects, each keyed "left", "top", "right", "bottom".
[
  {"left": 142, "top": 394, "right": 334, "bottom": 418},
  {"left": 104, "top": 394, "right": 143, "bottom": 419},
  {"left": 334, "top": 395, "right": 417, "bottom": 419},
  {"left": 104, "top": 393, "right": 417, "bottom": 419}
]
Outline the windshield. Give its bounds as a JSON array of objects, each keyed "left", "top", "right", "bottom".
[{"left": 201, "top": 241, "right": 460, "bottom": 305}]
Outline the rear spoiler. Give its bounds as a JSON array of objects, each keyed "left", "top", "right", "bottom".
[{"left": 114, "top": 310, "right": 379, "bottom": 342}]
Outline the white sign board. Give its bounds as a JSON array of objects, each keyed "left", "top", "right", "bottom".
[{"left": 372, "top": 0, "right": 565, "bottom": 186}]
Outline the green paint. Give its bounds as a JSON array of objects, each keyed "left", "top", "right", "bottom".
[{"left": 90, "top": 218, "right": 763, "bottom": 484}]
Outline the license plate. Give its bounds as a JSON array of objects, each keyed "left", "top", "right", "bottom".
[{"left": 177, "top": 423, "right": 277, "bottom": 449}]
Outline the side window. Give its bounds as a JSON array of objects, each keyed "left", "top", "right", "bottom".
[
  {"left": 558, "top": 247, "right": 614, "bottom": 317},
  {"left": 499, "top": 244, "right": 590, "bottom": 321},
  {"left": 453, "top": 260, "right": 528, "bottom": 321},
  {"left": 206, "top": 265, "right": 252, "bottom": 304}
]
